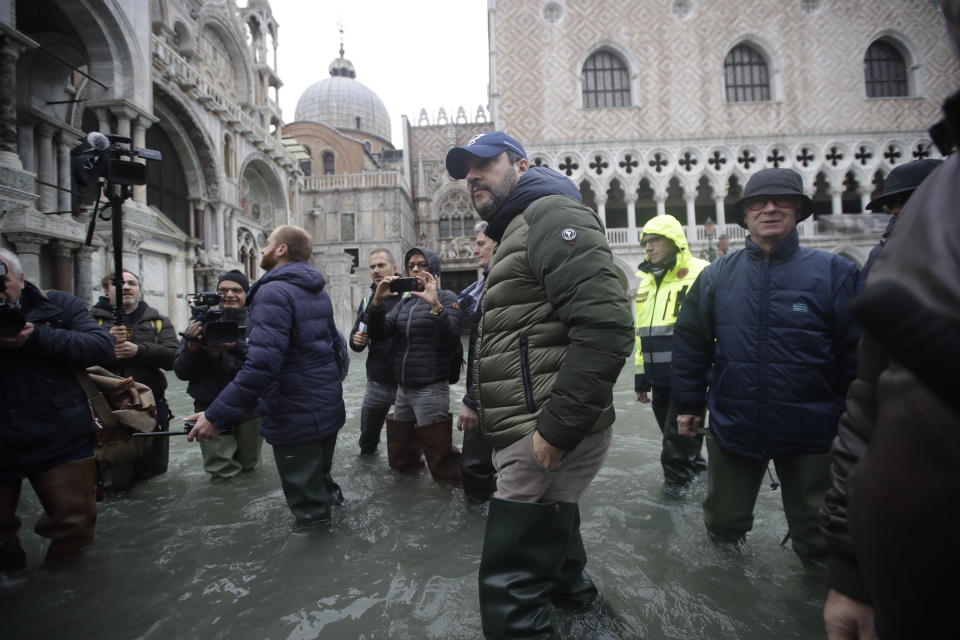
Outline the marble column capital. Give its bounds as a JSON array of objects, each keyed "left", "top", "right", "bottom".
[
  {"left": 6, "top": 232, "right": 48, "bottom": 254},
  {"left": 53, "top": 239, "right": 82, "bottom": 257},
  {"left": 36, "top": 121, "right": 56, "bottom": 140}
]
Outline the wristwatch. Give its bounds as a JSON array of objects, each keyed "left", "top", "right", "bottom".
[{"left": 430, "top": 305, "right": 444, "bottom": 316}]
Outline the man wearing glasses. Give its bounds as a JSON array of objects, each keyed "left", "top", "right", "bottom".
[
  {"left": 670, "top": 167, "right": 859, "bottom": 563},
  {"left": 174, "top": 270, "right": 262, "bottom": 481},
  {"left": 366, "top": 246, "right": 463, "bottom": 485}
]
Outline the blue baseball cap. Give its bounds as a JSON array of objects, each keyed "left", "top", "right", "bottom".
[{"left": 445, "top": 131, "right": 527, "bottom": 179}]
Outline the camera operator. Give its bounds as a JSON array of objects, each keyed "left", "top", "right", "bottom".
[
  {"left": 366, "top": 246, "right": 462, "bottom": 485},
  {"left": 0, "top": 248, "right": 113, "bottom": 571},
  {"left": 91, "top": 270, "right": 177, "bottom": 484},
  {"left": 174, "top": 270, "right": 261, "bottom": 481}
]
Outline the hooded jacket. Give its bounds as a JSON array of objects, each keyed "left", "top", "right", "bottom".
[
  {"left": 91, "top": 299, "right": 177, "bottom": 400},
  {"left": 205, "top": 261, "right": 344, "bottom": 445},
  {"left": 634, "top": 215, "right": 709, "bottom": 391},
  {"left": 1, "top": 282, "right": 113, "bottom": 477},
  {"left": 365, "top": 246, "right": 461, "bottom": 388},
  {"left": 671, "top": 229, "right": 859, "bottom": 460},
  {"left": 475, "top": 167, "right": 634, "bottom": 450}
]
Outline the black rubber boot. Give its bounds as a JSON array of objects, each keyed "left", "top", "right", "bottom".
[
  {"left": 358, "top": 404, "right": 390, "bottom": 455},
  {"left": 479, "top": 498, "right": 570, "bottom": 639},
  {"left": 661, "top": 403, "right": 706, "bottom": 486},
  {"left": 461, "top": 427, "right": 496, "bottom": 503},
  {"left": 272, "top": 440, "right": 333, "bottom": 524},
  {"left": 319, "top": 433, "right": 344, "bottom": 506},
  {"left": 551, "top": 504, "right": 599, "bottom": 609}
]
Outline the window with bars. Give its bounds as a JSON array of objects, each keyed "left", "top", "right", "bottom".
[
  {"left": 864, "top": 40, "right": 908, "bottom": 98},
  {"left": 724, "top": 44, "right": 770, "bottom": 103},
  {"left": 581, "top": 50, "right": 631, "bottom": 108}
]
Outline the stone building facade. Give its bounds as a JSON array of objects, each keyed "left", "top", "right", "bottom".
[
  {"left": 477, "top": 0, "right": 960, "bottom": 292},
  {"left": 0, "top": 0, "right": 298, "bottom": 327}
]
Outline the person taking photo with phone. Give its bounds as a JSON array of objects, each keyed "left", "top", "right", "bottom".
[{"left": 365, "top": 246, "right": 462, "bottom": 485}]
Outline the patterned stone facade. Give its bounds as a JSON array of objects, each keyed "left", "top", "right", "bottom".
[
  {"left": 0, "top": 0, "right": 298, "bottom": 326},
  {"left": 486, "top": 0, "right": 960, "bottom": 291}
]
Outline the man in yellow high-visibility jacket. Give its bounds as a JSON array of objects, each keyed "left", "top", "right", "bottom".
[{"left": 635, "top": 214, "right": 710, "bottom": 488}]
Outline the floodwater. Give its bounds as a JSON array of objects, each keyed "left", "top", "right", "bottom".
[{"left": 1, "top": 349, "right": 827, "bottom": 639}]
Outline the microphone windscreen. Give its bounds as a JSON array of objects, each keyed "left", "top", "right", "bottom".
[{"left": 87, "top": 131, "right": 110, "bottom": 151}]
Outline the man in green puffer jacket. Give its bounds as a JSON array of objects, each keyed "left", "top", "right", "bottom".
[{"left": 446, "top": 132, "right": 633, "bottom": 639}]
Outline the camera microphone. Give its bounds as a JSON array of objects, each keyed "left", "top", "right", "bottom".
[{"left": 86, "top": 131, "right": 111, "bottom": 151}]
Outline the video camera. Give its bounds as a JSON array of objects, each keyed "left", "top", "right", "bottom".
[
  {"left": 182, "top": 292, "right": 245, "bottom": 346},
  {"left": 0, "top": 261, "right": 26, "bottom": 338},
  {"left": 72, "top": 132, "right": 161, "bottom": 190}
]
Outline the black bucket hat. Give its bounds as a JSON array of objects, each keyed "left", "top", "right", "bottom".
[
  {"left": 866, "top": 159, "right": 943, "bottom": 211},
  {"left": 734, "top": 168, "right": 814, "bottom": 228}
]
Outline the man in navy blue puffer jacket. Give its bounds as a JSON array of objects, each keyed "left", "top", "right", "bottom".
[
  {"left": 187, "top": 225, "right": 345, "bottom": 524},
  {"left": 671, "top": 168, "right": 859, "bottom": 563}
]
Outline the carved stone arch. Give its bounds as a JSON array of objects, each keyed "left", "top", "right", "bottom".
[
  {"left": 723, "top": 33, "right": 783, "bottom": 101},
  {"left": 196, "top": 12, "right": 256, "bottom": 104},
  {"left": 578, "top": 174, "right": 603, "bottom": 202},
  {"left": 236, "top": 226, "right": 259, "bottom": 278},
  {"left": 17, "top": 0, "right": 140, "bottom": 109},
  {"left": 576, "top": 39, "right": 641, "bottom": 108},
  {"left": 863, "top": 30, "right": 922, "bottom": 97},
  {"left": 831, "top": 244, "right": 868, "bottom": 269},
  {"left": 152, "top": 85, "right": 220, "bottom": 201},
  {"left": 238, "top": 154, "right": 287, "bottom": 227}
]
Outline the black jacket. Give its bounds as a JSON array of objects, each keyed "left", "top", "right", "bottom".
[
  {"left": 366, "top": 246, "right": 461, "bottom": 388},
  {"left": 0, "top": 283, "right": 113, "bottom": 477},
  {"left": 173, "top": 309, "right": 256, "bottom": 424},
  {"left": 91, "top": 299, "right": 177, "bottom": 400},
  {"left": 348, "top": 282, "right": 400, "bottom": 386}
]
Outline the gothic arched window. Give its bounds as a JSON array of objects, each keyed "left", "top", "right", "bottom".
[
  {"left": 145, "top": 124, "right": 190, "bottom": 234},
  {"left": 724, "top": 44, "right": 770, "bottom": 103},
  {"left": 437, "top": 190, "right": 476, "bottom": 239},
  {"left": 864, "top": 39, "right": 908, "bottom": 98},
  {"left": 322, "top": 151, "right": 335, "bottom": 175},
  {"left": 237, "top": 228, "right": 257, "bottom": 279},
  {"left": 581, "top": 50, "right": 630, "bottom": 108}
]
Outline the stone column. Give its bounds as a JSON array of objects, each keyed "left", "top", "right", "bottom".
[
  {"left": 858, "top": 186, "right": 872, "bottom": 214},
  {"left": 95, "top": 108, "right": 110, "bottom": 135},
  {"left": 831, "top": 188, "right": 843, "bottom": 215},
  {"left": 17, "top": 120, "right": 34, "bottom": 173},
  {"left": 132, "top": 118, "right": 148, "bottom": 203},
  {"left": 57, "top": 131, "right": 73, "bottom": 214},
  {"left": 114, "top": 113, "right": 131, "bottom": 139},
  {"left": 36, "top": 123, "right": 56, "bottom": 212},
  {"left": 713, "top": 196, "right": 727, "bottom": 233},
  {"left": 654, "top": 193, "right": 667, "bottom": 217},
  {"left": 684, "top": 194, "right": 697, "bottom": 241},
  {"left": 53, "top": 240, "right": 80, "bottom": 294},
  {"left": 595, "top": 194, "right": 607, "bottom": 229},
  {"left": 6, "top": 233, "right": 46, "bottom": 283},
  {"left": 625, "top": 194, "right": 638, "bottom": 244},
  {"left": 0, "top": 37, "right": 23, "bottom": 169},
  {"left": 75, "top": 244, "right": 98, "bottom": 305}
]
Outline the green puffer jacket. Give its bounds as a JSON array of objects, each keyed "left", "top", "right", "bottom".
[{"left": 476, "top": 194, "right": 634, "bottom": 451}]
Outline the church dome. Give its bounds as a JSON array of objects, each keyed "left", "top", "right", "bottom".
[{"left": 294, "top": 54, "right": 392, "bottom": 143}]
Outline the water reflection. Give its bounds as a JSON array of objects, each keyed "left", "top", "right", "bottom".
[{"left": 1, "top": 352, "right": 825, "bottom": 639}]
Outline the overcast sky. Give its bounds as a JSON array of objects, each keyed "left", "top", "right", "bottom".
[{"left": 264, "top": 0, "right": 490, "bottom": 148}]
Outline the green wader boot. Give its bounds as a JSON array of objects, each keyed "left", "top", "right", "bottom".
[
  {"left": 272, "top": 440, "right": 334, "bottom": 524},
  {"left": 480, "top": 498, "right": 589, "bottom": 639}
]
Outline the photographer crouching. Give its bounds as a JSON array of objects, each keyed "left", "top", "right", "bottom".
[
  {"left": 174, "top": 270, "right": 261, "bottom": 481},
  {"left": 0, "top": 248, "right": 113, "bottom": 571},
  {"left": 90, "top": 270, "right": 177, "bottom": 487}
]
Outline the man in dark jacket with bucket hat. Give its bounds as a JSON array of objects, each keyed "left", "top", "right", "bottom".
[
  {"left": 446, "top": 132, "right": 634, "bottom": 639},
  {"left": 187, "top": 225, "right": 345, "bottom": 525},
  {"left": 671, "top": 167, "right": 859, "bottom": 563},
  {"left": 859, "top": 158, "right": 943, "bottom": 285}
]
